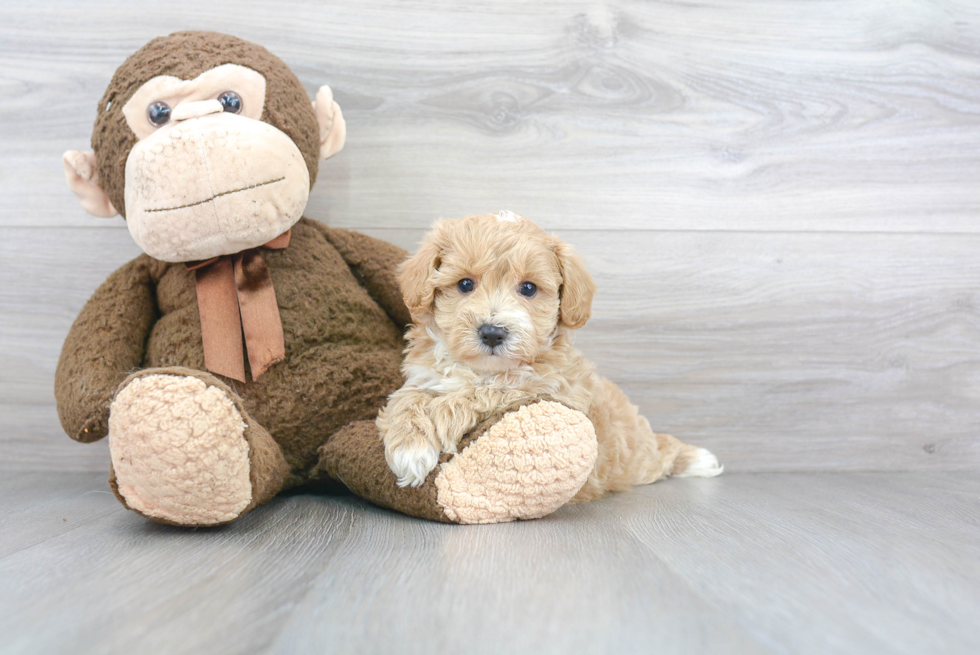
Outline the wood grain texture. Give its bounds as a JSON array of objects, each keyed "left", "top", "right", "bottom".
[
  {"left": 3, "top": 5, "right": 978, "bottom": 655},
  {"left": 0, "top": 471, "right": 977, "bottom": 654},
  {"left": 4, "top": 226, "right": 977, "bottom": 473},
  {"left": 2, "top": 0, "right": 980, "bottom": 231},
  {"left": 1, "top": 1, "right": 979, "bottom": 473}
]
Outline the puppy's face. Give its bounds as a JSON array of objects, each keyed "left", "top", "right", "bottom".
[{"left": 400, "top": 212, "right": 595, "bottom": 373}]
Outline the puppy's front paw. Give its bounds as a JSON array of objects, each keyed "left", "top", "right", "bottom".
[
  {"left": 387, "top": 442, "right": 440, "bottom": 488},
  {"left": 380, "top": 398, "right": 441, "bottom": 487},
  {"left": 428, "top": 395, "right": 479, "bottom": 453}
]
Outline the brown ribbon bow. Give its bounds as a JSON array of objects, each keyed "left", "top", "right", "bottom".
[{"left": 186, "top": 230, "right": 291, "bottom": 383}]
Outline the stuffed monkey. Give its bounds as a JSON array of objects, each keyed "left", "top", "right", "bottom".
[{"left": 57, "top": 31, "right": 598, "bottom": 526}]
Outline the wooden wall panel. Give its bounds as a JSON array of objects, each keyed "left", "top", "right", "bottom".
[
  {"left": 1, "top": 1, "right": 978, "bottom": 472},
  {"left": 3, "top": 227, "right": 977, "bottom": 472},
  {"left": 2, "top": 0, "right": 980, "bottom": 231}
]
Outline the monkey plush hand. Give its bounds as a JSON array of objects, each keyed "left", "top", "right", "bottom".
[{"left": 56, "top": 32, "right": 597, "bottom": 526}]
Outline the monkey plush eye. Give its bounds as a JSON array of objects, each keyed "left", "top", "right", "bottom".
[
  {"left": 457, "top": 278, "right": 475, "bottom": 294},
  {"left": 519, "top": 282, "right": 538, "bottom": 298},
  {"left": 147, "top": 101, "right": 171, "bottom": 126},
  {"left": 218, "top": 91, "right": 243, "bottom": 114}
]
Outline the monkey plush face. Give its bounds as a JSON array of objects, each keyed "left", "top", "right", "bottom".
[
  {"left": 120, "top": 63, "right": 311, "bottom": 260},
  {"left": 64, "top": 32, "right": 346, "bottom": 263}
]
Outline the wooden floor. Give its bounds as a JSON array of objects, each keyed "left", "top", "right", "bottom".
[
  {"left": 0, "top": 471, "right": 977, "bottom": 655},
  {"left": 2, "top": 1, "right": 979, "bottom": 653}
]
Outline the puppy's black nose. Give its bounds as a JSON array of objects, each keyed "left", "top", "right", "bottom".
[{"left": 478, "top": 324, "right": 508, "bottom": 348}]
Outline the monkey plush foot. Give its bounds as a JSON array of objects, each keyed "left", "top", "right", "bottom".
[
  {"left": 108, "top": 367, "right": 289, "bottom": 526},
  {"left": 315, "top": 401, "right": 598, "bottom": 524}
]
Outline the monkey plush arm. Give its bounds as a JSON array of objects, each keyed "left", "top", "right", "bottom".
[
  {"left": 55, "top": 255, "right": 160, "bottom": 443},
  {"left": 316, "top": 224, "right": 412, "bottom": 330}
]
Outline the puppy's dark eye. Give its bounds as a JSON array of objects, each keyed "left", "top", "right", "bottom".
[
  {"left": 457, "top": 278, "right": 475, "bottom": 294},
  {"left": 519, "top": 282, "right": 537, "bottom": 298},
  {"left": 147, "top": 101, "right": 171, "bottom": 126},
  {"left": 218, "top": 91, "right": 243, "bottom": 114}
]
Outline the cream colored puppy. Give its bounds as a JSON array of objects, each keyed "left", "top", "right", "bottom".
[{"left": 378, "top": 211, "right": 723, "bottom": 499}]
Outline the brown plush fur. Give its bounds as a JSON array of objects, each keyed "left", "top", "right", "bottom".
[
  {"left": 92, "top": 31, "right": 321, "bottom": 217},
  {"left": 57, "top": 32, "right": 412, "bottom": 501},
  {"left": 315, "top": 420, "right": 453, "bottom": 523},
  {"left": 314, "top": 398, "right": 566, "bottom": 524},
  {"left": 59, "top": 33, "right": 607, "bottom": 526},
  {"left": 56, "top": 218, "right": 409, "bottom": 483}
]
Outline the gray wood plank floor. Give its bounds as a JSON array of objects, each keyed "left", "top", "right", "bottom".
[{"left": 1, "top": 471, "right": 977, "bottom": 655}]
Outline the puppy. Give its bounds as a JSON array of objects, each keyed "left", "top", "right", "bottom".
[{"left": 378, "top": 211, "right": 723, "bottom": 500}]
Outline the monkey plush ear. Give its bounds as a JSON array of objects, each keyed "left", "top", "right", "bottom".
[
  {"left": 63, "top": 150, "right": 118, "bottom": 218},
  {"left": 312, "top": 86, "right": 347, "bottom": 160}
]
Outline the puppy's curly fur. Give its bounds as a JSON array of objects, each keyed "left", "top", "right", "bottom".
[{"left": 378, "top": 212, "right": 722, "bottom": 498}]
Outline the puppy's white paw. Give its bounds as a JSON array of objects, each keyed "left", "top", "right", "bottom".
[
  {"left": 675, "top": 447, "right": 724, "bottom": 478},
  {"left": 387, "top": 443, "right": 440, "bottom": 488}
]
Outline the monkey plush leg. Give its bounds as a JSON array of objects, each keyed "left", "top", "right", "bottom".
[
  {"left": 107, "top": 367, "right": 289, "bottom": 527},
  {"left": 313, "top": 401, "right": 598, "bottom": 524}
]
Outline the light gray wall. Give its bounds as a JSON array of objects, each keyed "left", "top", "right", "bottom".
[{"left": 2, "top": 0, "right": 978, "bottom": 472}]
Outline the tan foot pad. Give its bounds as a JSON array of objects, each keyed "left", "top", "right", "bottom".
[
  {"left": 109, "top": 374, "right": 251, "bottom": 526},
  {"left": 434, "top": 401, "right": 598, "bottom": 524}
]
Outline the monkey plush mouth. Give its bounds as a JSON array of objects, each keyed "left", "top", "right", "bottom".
[
  {"left": 123, "top": 115, "right": 311, "bottom": 262},
  {"left": 144, "top": 176, "right": 285, "bottom": 213}
]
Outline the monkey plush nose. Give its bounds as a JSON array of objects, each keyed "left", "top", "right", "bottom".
[
  {"left": 478, "top": 324, "right": 508, "bottom": 348},
  {"left": 171, "top": 99, "right": 223, "bottom": 122}
]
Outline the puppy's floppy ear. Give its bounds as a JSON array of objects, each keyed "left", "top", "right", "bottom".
[
  {"left": 555, "top": 240, "right": 595, "bottom": 329},
  {"left": 398, "top": 230, "right": 443, "bottom": 324}
]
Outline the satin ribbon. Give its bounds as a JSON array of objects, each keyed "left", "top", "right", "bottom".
[{"left": 186, "top": 230, "right": 291, "bottom": 382}]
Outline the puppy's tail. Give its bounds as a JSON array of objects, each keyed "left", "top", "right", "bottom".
[{"left": 651, "top": 429, "right": 724, "bottom": 480}]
